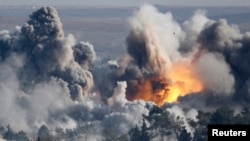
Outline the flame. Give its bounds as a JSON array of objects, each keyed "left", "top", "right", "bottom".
[
  {"left": 165, "top": 62, "right": 204, "bottom": 103},
  {"left": 126, "top": 61, "right": 204, "bottom": 106},
  {"left": 126, "top": 75, "right": 169, "bottom": 106}
]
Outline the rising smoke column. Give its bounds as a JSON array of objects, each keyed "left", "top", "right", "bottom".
[
  {"left": 14, "top": 6, "right": 95, "bottom": 100},
  {"left": 124, "top": 4, "right": 180, "bottom": 105},
  {"left": 0, "top": 6, "right": 97, "bottom": 134},
  {"left": 0, "top": 7, "right": 155, "bottom": 140},
  {"left": 197, "top": 18, "right": 250, "bottom": 102},
  {"left": 2, "top": 4, "right": 250, "bottom": 141},
  {"left": 104, "top": 4, "right": 248, "bottom": 108},
  {"left": 112, "top": 4, "right": 205, "bottom": 106}
]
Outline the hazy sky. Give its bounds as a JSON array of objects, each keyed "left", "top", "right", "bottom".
[{"left": 0, "top": 0, "right": 250, "bottom": 7}]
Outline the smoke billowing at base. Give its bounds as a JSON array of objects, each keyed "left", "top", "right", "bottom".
[{"left": 0, "top": 4, "right": 250, "bottom": 141}]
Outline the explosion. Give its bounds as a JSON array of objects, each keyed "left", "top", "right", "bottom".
[
  {"left": 166, "top": 61, "right": 204, "bottom": 103},
  {"left": 126, "top": 61, "right": 204, "bottom": 106},
  {"left": 0, "top": 3, "right": 246, "bottom": 140},
  {"left": 126, "top": 75, "right": 169, "bottom": 106},
  {"left": 124, "top": 5, "right": 205, "bottom": 106}
]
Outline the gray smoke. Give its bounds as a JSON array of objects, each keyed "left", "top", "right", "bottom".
[
  {"left": 73, "top": 41, "right": 96, "bottom": 69},
  {"left": 2, "top": 4, "right": 250, "bottom": 141},
  {"left": 195, "top": 52, "right": 235, "bottom": 96},
  {"left": 89, "top": 4, "right": 250, "bottom": 112},
  {"left": 197, "top": 18, "right": 250, "bottom": 102},
  {"left": 180, "top": 9, "right": 210, "bottom": 53},
  {"left": 9, "top": 7, "right": 94, "bottom": 100},
  {"left": 0, "top": 6, "right": 153, "bottom": 140}
]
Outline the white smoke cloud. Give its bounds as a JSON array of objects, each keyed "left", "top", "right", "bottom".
[
  {"left": 0, "top": 30, "right": 11, "bottom": 41},
  {"left": 105, "top": 81, "right": 151, "bottom": 135},
  {"left": 0, "top": 53, "right": 29, "bottom": 132},
  {"left": 54, "top": 34, "right": 75, "bottom": 70},
  {"left": 27, "top": 78, "right": 76, "bottom": 130},
  {"left": 0, "top": 54, "right": 78, "bottom": 133},
  {"left": 108, "top": 81, "right": 128, "bottom": 108},
  {"left": 181, "top": 9, "right": 211, "bottom": 53},
  {"left": 166, "top": 105, "right": 197, "bottom": 136},
  {"left": 0, "top": 6, "right": 97, "bottom": 137},
  {"left": 195, "top": 52, "right": 235, "bottom": 96},
  {"left": 1, "top": 3, "right": 250, "bottom": 141},
  {"left": 127, "top": 4, "right": 184, "bottom": 73}
]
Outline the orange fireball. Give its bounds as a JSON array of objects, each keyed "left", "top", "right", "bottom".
[
  {"left": 165, "top": 62, "right": 204, "bottom": 103},
  {"left": 126, "top": 61, "right": 204, "bottom": 106}
]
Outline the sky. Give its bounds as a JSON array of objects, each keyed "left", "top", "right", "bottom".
[{"left": 0, "top": 0, "right": 250, "bottom": 7}]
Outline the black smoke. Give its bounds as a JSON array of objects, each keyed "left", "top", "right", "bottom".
[{"left": 1, "top": 4, "right": 250, "bottom": 141}]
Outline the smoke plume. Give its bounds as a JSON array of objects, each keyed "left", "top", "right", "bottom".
[
  {"left": 1, "top": 3, "right": 250, "bottom": 141},
  {"left": 0, "top": 6, "right": 155, "bottom": 141}
]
